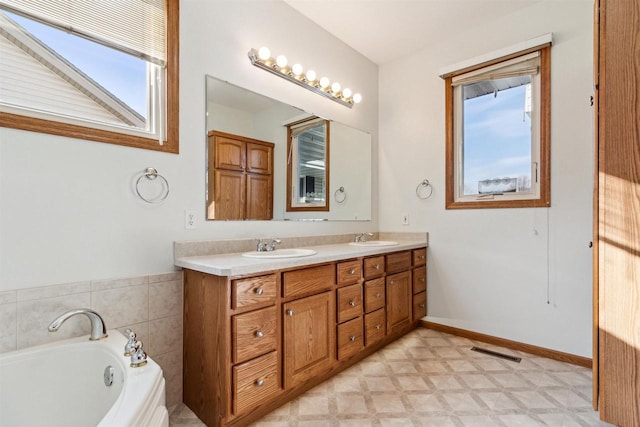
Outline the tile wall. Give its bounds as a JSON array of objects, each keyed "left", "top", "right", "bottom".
[{"left": 0, "top": 271, "right": 184, "bottom": 407}]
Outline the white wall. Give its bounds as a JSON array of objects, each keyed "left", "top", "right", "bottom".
[
  {"left": 379, "top": 1, "right": 594, "bottom": 357},
  {"left": 0, "top": 0, "right": 379, "bottom": 291}
]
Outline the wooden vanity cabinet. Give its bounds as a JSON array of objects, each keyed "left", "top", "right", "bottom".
[
  {"left": 208, "top": 130, "right": 274, "bottom": 220},
  {"left": 183, "top": 246, "right": 426, "bottom": 427}
]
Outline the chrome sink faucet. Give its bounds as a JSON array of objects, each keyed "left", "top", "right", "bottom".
[
  {"left": 354, "top": 232, "right": 374, "bottom": 243},
  {"left": 48, "top": 308, "right": 108, "bottom": 341},
  {"left": 257, "top": 238, "right": 282, "bottom": 252}
]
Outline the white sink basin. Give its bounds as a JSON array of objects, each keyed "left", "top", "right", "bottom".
[
  {"left": 348, "top": 240, "right": 399, "bottom": 247},
  {"left": 241, "top": 248, "right": 317, "bottom": 259}
]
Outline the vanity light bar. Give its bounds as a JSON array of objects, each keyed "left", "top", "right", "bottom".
[{"left": 248, "top": 47, "right": 362, "bottom": 108}]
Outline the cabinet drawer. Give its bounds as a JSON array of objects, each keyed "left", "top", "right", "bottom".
[
  {"left": 413, "top": 248, "right": 427, "bottom": 266},
  {"left": 233, "top": 351, "right": 279, "bottom": 414},
  {"left": 363, "top": 256, "right": 385, "bottom": 279},
  {"left": 413, "top": 291, "right": 427, "bottom": 321},
  {"left": 232, "top": 306, "right": 278, "bottom": 364},
  {"left": 283, "top": 264, "right": 334, "bottom": 298},
  {"left": 337, "top": 283, "right": 363, "bottom": 323},
  {"left": 413, "top": 267, "right": 426, "bottom": 294},
  {"left": 337, "top": 316, "right": 364, "bottom": 360},
  {"left": 337, "top": 260, "right": 362, "bottom": 286},
  {"left": 232, "top": 274, "right": 277, "bottom": 309},
  {"left": 364, "top": 277, "right": 385, "bottom": 313},
  {"left": 386, "top": 251, "right": 411, "bottom": 274},
  {"left": 365, "top": 309, "right": 386, "bottom": 346}
]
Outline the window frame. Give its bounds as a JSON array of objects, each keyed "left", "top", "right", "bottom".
[
  {"left": 445, "top": 45, "right": 551, "bottom": 209},
  {"left": 0, "top": 0, "right": 179, "bottom": 154}
]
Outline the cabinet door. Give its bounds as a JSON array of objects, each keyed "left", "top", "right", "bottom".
[
  {"left": 215, "top": 136, "right": 245, "bottom": 171},
  {"left": 246, "top": 174, "right": 273, "bottom": 220},
  {"left": 213, "top": 170, "right": 245, "bottom": 220},
  {"left": 386, "top": 271, "right": 412, "bottom": 333},
  {"left": 247, "top": 142, "right": 273, "bottom": 174},
  {"left": 283, "top": 292, "right": 335, "bottom": 389}
]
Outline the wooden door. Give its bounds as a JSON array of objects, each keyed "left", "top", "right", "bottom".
[
  {"left": 386, "top": 271, "right": 411, "bottom": 333},
  {"left": 283, "top": 292, "right": 335, "bottom": 389},
  {"left": 596, "top": 0, "right": 640, "bottom": 424},
  {"left": 213, "top": 170, "right": 245, "bottom": 220},
  {"left": 214, "top": 135, "right": 245, "bottom": 171},
  {"left": 247, "top": 142, "right": 273, "bottom": 174},
  {"left": 246, "top": 174, "right": 273, "bottom": 220}
]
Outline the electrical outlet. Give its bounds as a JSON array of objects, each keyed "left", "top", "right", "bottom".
[
  {"left": 402, "top": 213, "right": 410, "bottom": 225},
  {"left": 185, "top": 210, "right": 196, "bottom": 229}
]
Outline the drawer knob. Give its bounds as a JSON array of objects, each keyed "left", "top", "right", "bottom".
[
  {"left": 420, "top": 278, "right": 426, "bottom": 283},
  {"left": 255, "top": 379, "right": 264, "bottom": 387},
  {"left": 376, "top": 292, "right": 381, "bottom": 298},
  {"left": 375, "top": 324, "right": 381, "bottom": 330},
  {"left": 349, "top": 268, "right": 356, "bottom": 275},
  {"left": 254, "top": 287, "right": 264, "bottom": 295},
  {"left": 374, "top": 264, "right": 380, "bottom": 270},
  {"left": 419, "top": 255, "right": 425, "bottom": 259},
  {"left": 348, "top": 300, "right": 357, "bottom": 307},
  {"left": 349, "top": 336, "right": 357, "bottom": 342},
  {"left": 389, "top": 280, "right": 394, "bottom": 285},
  {"left": 286, "top": 309, "right": 294, "bottom": 317},
  {"left": 255, "top": 331, "right": 264, "bottom": 338},
  {"left": 419, "top": 303, "right": 426, "bottom": 308}
]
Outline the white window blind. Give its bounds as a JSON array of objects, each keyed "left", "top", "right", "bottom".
[
  {"left": 0, "top": 0, "right": 166, "bottom": 64},
  {"left": 451, "top": 52, "right": 540, "bottom": 87}
]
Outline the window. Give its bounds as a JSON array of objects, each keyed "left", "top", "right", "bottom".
[
  {"left": 0, "top": 0, "right": 179, "bottom": 153},
  {"left": 444, "top": 45, "right": 550, "bottom": 209}
]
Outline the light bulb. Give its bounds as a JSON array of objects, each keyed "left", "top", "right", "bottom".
[
  {"left": 319, "top": 77, "right": 330, "bottom": 89},
  {"left": 305, "top": 70, "right": 316, "bottom": 82},
  {"left": 342, "top": 88, "right": 352, "bottom": 99},
  {"left": 353, "top": 93, "right": 362, "bottom": 103},
  {"left": 331, "top": 82, "right": 341, "bottom": 94},
  {"left": 292, "top": 63, "right": 303, "bottom": 76},
  {"left": 276, "top": 55, "right": 287, "bottom": 68},
  {"left": 257, "top": 46, "right": 271, "bottom": 61}
]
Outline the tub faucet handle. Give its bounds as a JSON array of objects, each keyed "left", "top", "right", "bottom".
[
  {"left": 130, "top": 340, "right": 148, "bottom": 368},
  {"left": 123, "top": 328, "right": 137, "bottom": 356}
]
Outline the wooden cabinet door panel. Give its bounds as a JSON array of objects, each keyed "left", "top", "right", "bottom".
[
  {"left": 282, "top": 264, "right": 335, "bottom": 298},
  {"left": 215, "top": 136, "right": 245, "bottom": 171},
  {"left": 363, "top": 256, "right": 385, "bottom": 279},
  {"left": 337, "top": 317, "right": 364, "bottom": 360},
  {"left": 364, "top": 309, "right": 386, "bottom": 346},
  {"left": 283, "top": 292, "right": 335, "bottom": 389},
  {"left": 386, "top": 251, "right": 411, "bottom": 274},
  {"left": 232, "top": 306, "right": 278, "bottom": 364},
  {"left": 337, "top": 283, "right": 363, "bottom": 323},
  {"left": 386, "top": 271, "right": 412, "bottom": 333},
  {"left": 247, "top": 142, "right": 273, "bottom": 174},
  {"left": 337, "top": 260, "right": 362, "bottom": 286},
  {"left": 364, "top": 277, "right": 385, "bottom": 313},
  {"left": 233, "top": 351, "right": 279, "bottom": 414},
  {"left": 213, "top": 170, "right": 245, "bottom": 220},
  {"left": 246, "top": 174, "right": 273, "bottom": 220},
  {"left": 412, "top": 291, "right": 426, "bottom": 321},
  {"left": 413, "top": 267, "right": 427, "bottom": 294}
]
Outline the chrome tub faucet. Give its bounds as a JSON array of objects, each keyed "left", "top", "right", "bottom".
[{"left": 48, "top": 308, "right": 108, "bottom": 341}]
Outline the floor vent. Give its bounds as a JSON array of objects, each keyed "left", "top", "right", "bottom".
[{"left": 470, "top": 346, "right": 522, "bottom": 363}]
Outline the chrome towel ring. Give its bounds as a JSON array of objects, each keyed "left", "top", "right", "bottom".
[
  {"left": 334, "top": 186, "right": 346, "bottom": 203},
  {"left": 416, "top": 179, "right": 433, "bottom": 200},
  {"left": 135, "top": 167, "right": 169, "bottom": 203}
]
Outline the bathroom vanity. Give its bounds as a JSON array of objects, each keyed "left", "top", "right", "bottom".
[{"left": 176, "top": 240, "right": 427, "bottom": 427}]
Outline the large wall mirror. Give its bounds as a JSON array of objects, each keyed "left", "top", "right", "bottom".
[{"left": 206, "top": 75, "right": 372, "bottom": 221}]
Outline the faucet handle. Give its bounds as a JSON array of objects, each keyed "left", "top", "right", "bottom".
[
  {"left": 123, "top": 328, "right": 137, "bottom": 356},
  {"left": 130, "top": 340, "right": 148, "bottom": 368},
  {"left": 266, "top": 238, "right": 281, "bottom": 251}
]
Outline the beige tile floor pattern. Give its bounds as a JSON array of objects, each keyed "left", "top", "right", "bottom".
[{"left": 169, "top": 328, "right": 613, "bottom": 426}]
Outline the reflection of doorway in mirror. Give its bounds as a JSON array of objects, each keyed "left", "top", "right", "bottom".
[{"left": 287, "top": 118, "right": 330, "bottom": 212}]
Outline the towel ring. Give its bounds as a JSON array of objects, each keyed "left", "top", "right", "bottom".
[
  {"left": 416, "top": 179, "right": 433, "bottom": 200},
  {"left": 135, "top": 167, "right": 169, "bottom": 203},
  {"left": 334, "top": 186, "right": 346, "bottom": 203}
]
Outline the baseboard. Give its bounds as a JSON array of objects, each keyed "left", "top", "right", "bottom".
[{"left": 421, "top": 320, "right": 592, "bottom": 368}]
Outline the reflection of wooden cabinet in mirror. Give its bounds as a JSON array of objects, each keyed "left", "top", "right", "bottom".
[{"left": 208, "top": 130, "right": 274, "bottom": 220}]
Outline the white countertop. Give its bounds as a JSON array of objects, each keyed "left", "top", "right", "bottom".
[{"left": 175, "top": 240, "right": 427, "bottom": 277}]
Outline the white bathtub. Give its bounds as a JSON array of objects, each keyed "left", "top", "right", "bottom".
[{"left": 0, "top": 330, "right": 168, "bottom": 427}]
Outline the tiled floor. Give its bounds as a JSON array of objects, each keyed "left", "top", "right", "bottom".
[{"left": 169, "top": 328, "right": 612, "bottom": 426}]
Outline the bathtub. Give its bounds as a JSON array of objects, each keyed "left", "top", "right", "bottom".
[{"left": 0, "top": 330, "right": 168, "bottom": 427}]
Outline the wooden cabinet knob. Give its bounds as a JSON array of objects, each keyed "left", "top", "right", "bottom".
[
  {"left": 420, "top": 278, "right": 425, "bottom": 282},
  {"left": 349, "top": 268, "right": 356, "bottom": 275},
  {"left": 419, "top": 303, "right": 425, "bottom": 308},
  {"left": 349, "top": 336, "right": 357, "bottom": 342},
  {"left": 254, "top": 287, "right": 264, "bottom": 295},
  {"left": 376, "top": 292, "right": 381, "bottom": 298},
  {"left": 255, "top": 379, "right": 264, "bottom": 387},
  {"left": 286, "top": 309, "right": 294, "bottom": 316},
  {"left": 375, "top": 324, "right": 381, "bottom": 330},
  {"left": 349, "top": 300, "right": 356, "bottom": 307},
  {"left": 255, "top": 331, "right": 264, "bottom": 338},
  {"left": 389, "top": 280, "right": 394, "bottom": 285},
  {"left": 374, "top": 264, "right": 380, "bottom": 270}
]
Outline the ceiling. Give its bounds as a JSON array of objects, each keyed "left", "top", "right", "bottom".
[{"left": 283, "top": 0, "right": 544, "bottom": 65}]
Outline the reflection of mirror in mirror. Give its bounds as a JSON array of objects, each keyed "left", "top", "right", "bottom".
[
  {"left": 206, "top": 75, "right": 372, "bottom": 221},
  {"left": 287, "top": 118, "right": 329, "bottom": 211}
]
